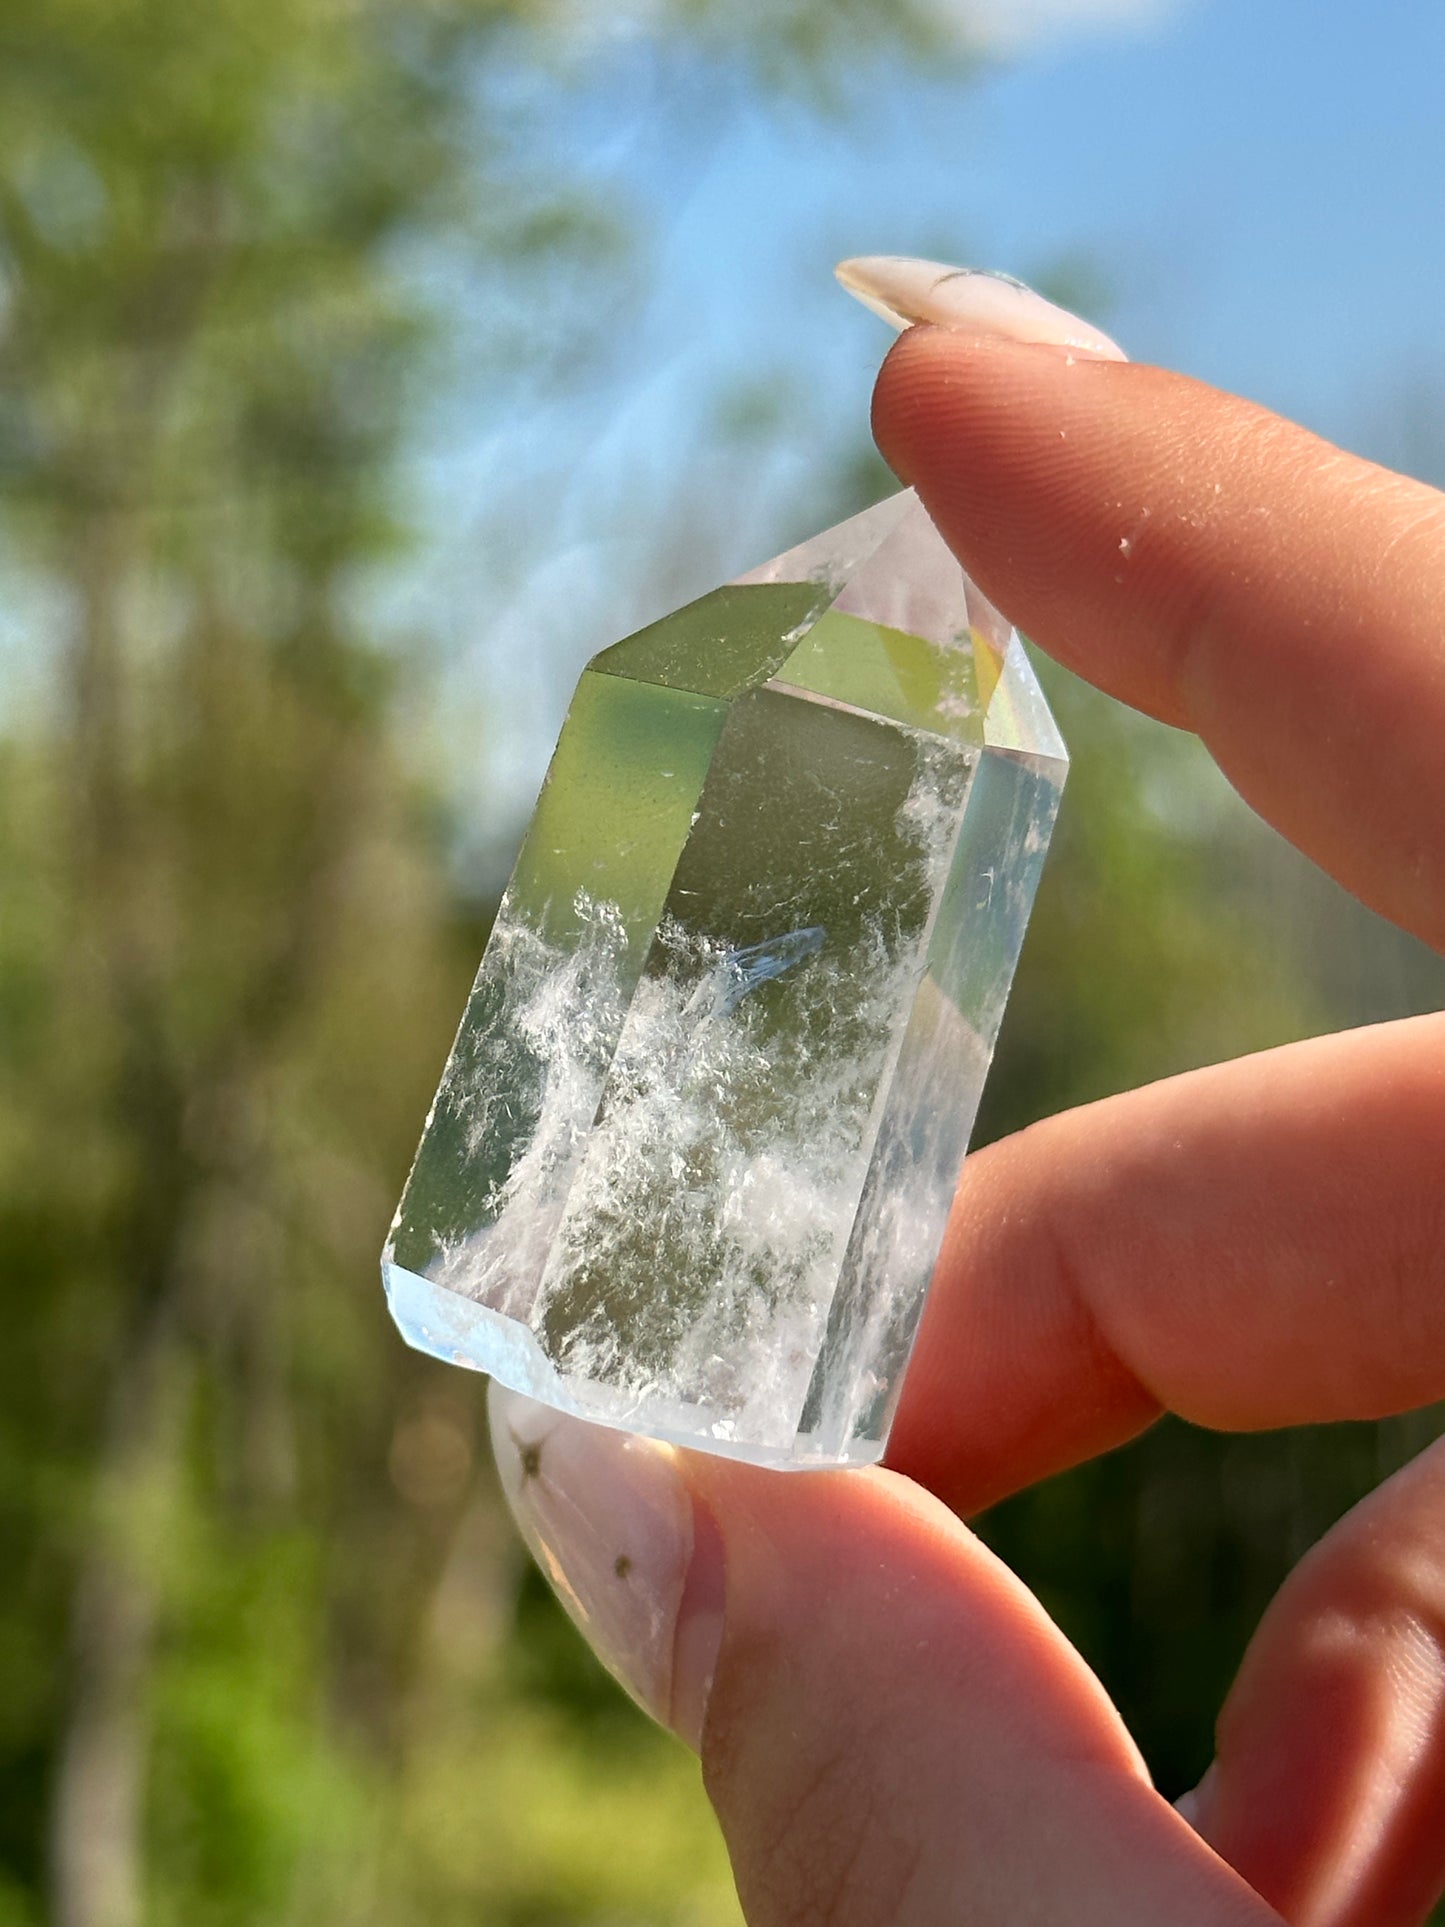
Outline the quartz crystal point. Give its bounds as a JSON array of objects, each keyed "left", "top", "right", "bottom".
[{"left": 383, "top": 490, "right": 1066, "bottom": 1467}]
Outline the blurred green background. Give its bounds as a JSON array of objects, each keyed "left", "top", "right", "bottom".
[{"left": 3, "top": 1, "right": 1444, "bottom": 1922}]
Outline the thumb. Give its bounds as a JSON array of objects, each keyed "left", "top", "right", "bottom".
[{"left": 489, "top": 1387, "right": 1277, "bottom": 1927}]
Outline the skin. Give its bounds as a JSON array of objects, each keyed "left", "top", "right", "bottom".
[{"left": 670, "top": 329, "right": 1445, "bottom": 1927}]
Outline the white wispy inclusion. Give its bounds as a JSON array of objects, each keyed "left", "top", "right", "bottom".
[
  {"left": 384, "top": 491, "right": 1066, "bottom": 1468},
  {"left": 540, "top": 743, "right": 964, "bottom": 1450},
  {"left": 427, "top": 894, "right": 634, "bottom": 1320}
]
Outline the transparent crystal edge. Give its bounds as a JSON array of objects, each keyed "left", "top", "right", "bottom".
[
  {"left": 732, "top": 487, "right": 915, "bottom": 591},
  {"left": 383, "top": 1259, "right": 883, "bottom": 1469},
  {"left": 985, "top": 634, "right": 1069, "bottom": 763},
  {"left": 828, "top": 494, "right": 972, "bottom": 651}
]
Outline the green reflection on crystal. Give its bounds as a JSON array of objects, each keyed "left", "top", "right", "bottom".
[
  {"left": 388, "top": 666, "right": 725, "bottom": 1272},
  {"left": 514, "top": 669, "right": 726, "bottom": 948},
  {"left": 591, "top": 582, "right": 822, "bottom": 699},
  {"left": 774, "top": 609, "right": 984, "bottom": 747}
]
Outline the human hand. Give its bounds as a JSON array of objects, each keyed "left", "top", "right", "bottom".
[{"left": 488, "top": 261, "right": 1445, "bottom": 1927}]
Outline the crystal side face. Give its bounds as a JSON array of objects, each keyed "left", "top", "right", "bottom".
[{"left": 384, "top": 490, "right": 1066, "bottom": 1468}]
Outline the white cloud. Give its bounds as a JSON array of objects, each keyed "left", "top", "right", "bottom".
[
  {"left": 924, "top": 0, "right": 1191, "bottom": 54},
  {"left": 539, "top": 0, "right": 1193, "bottom": 61}
]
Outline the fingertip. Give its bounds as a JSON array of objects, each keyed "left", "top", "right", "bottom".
[
  {"left": 871, "top": 322, "right": 1132, "bottom": 482},
  {"left": 869, "top": 328, "right": 1189, "bottom": 709},
  {"left": 870, "top": 325, "right": 1445, "bottom": 955}
]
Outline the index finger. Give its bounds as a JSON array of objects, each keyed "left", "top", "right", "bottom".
[{"left": 874, "top": 329, "right": 1445, "bottom": 952}]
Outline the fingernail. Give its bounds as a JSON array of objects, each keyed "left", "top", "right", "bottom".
[
  {"left": 1174, "top": 1762, "right": 1219, "bottom": 1835},
  {"left": 488, "top": 1384, "right": 724, "bottom": 1749},
  {"left": 835, "top": 255, "right": 1126, "bottom": 360}
]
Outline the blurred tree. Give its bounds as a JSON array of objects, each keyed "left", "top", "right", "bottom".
[
  {"left": 0, "top": 5, "right": 496, "bottom": 1920},
  {"left": 0, "top": 6, "right": 964, "bottom": 1927}
]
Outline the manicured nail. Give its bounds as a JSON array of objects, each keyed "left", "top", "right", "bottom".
[
  {"left": 836, "top": 255, "right": 1126, "bottom": 360},
  {"left": 488, "top": 1384, "right": 723, "bottom": 1749}
]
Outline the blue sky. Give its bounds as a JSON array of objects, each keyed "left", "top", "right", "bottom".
[
  {"left": 638, "top": 0, "right": 1445, "bottom": 456},
  {"left": 422, "top": 0, "right": 1445, "bottom": 868}
]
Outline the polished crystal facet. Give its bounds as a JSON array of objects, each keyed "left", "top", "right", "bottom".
[{"left": 383, "top": 490, "right": 1066, "bottom": 1467}]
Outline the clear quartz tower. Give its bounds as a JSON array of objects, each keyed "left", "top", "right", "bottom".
[{"left": 383, "top": 490, "right": 1066, "bottom": 1467}]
